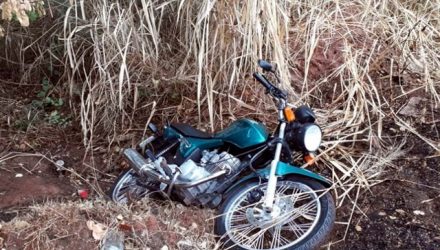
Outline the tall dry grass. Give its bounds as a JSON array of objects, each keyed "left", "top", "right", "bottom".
[{"left": 61, "top": 0, "right": 440, "bottom": 243}]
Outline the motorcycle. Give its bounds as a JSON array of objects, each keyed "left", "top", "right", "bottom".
[{"left": 110, "top": 60, "right": 335, "bottom": 250}]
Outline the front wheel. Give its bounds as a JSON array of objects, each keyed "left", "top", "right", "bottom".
[{"left": 215, "top": 176, "right": 335, "bottom": 250}]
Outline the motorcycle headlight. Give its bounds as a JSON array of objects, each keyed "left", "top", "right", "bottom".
[
  {"left": 289, "top": 123, "right": 322, "bottom": 152},
  {"left": 303, "top": 124, "right": 322, "bottom": 152}
]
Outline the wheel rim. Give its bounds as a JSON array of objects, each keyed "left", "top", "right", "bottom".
[
  {"left": 224, "top": 180, "right": 322, "bottom": 250},
  {"left": 112, "top": 169, "right": 152, "bottom": 203}
]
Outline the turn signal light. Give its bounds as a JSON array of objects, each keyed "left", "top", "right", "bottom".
[
  {"left": 304, "top": 154, "right": 316, "bottom": 165},
  {"left": 284, "top": 107, "right": 295, "bottom": 122}
]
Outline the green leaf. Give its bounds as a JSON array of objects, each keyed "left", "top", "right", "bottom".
[
  {"left": 37, "top": 91, "right": 46, "bottom": 98},
  {"left": 52, "top": 98, "right": 64, "bottom": 107},
  {"left": 28, "top": 11, "right": 39, "bottom": 23},
  {"left": 32, "top": 100, "right": 43, "bottom": 108},
  {"left": 44, "top": 96, "right": 53, "bottom": 105}
]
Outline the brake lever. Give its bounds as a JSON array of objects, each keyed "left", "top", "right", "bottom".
[{"left": 272, "top": 88, "right": 287, "bottom": 100}]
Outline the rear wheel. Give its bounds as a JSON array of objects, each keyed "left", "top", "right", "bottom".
[
  {"left": 215, "top": 176, "right": 335, "bottom": 250},
  {"left": 110, "top": 169, "right": 159, "bottom": 203}
]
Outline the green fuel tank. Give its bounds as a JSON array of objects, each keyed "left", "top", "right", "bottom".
[{"left": 215, "top": 119, "right": 269, "bottom": 148}]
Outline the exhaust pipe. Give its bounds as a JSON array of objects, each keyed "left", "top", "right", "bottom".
[{"left": 123, "top": 148, "right": 169, "bottom": 182}]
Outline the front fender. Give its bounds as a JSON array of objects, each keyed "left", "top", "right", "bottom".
[{"left": 225, "top": 161, "right": 332, "bottom": 195}]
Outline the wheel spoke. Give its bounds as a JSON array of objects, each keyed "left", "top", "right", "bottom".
[
  {"left": 230, "top": 211, "right": 247, "bottom": 222},
  {"left": 282, "top": 221, "right": 313, "bottom": 238},
  {"left": 276, "top": 184, "right": 291, "bottom": 195},
  {"left": 112, "top": 170, "right": 154, "bottom": 203},
  {"left": 230, "top": 222, "right": 254, "bottom": 232},
  {"left": 290, "top": 192, "right": 312, "bottom": 204},
  {"left": 270, "top": 225, "right": 281, "bottom": 248},
  {"left": 224, "top": 180, "right": 322, "bottom": 249},
  {"left": 246, "top": 227, "right": 269, "bottom": 248},
  {"left": 231, "top": 224, "right": 258, "bottom": 244},
  {"left": 297, "top": 201, "right": 318, "bottom": 220}
]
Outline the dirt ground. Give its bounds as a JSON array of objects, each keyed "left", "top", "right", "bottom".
[
  {"left": 1, "top": 121, "right": 439, "bottom": 249},
  {"left": 1, "top": 70, "right": 439, "bottom": 249}
]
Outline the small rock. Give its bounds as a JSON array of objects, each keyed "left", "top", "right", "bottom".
[
  {"left": 55, "top": 160, "right": 65, "bottom": 171},
  {"left": 117, "top": 214, "right": 123, "bottom": 221},
  {"left": 396, "top": 209, "right": 405, "bottom": 215},
  {"left": 190, "top": 222, "right": 198, "bottom": 230},
  {"left": 14, "top": 220, "right": 30, "bottom": 230},
  {"left": 355, "top": 225, "right": 362, "bottom": 232},
  {"left": 389, "top": 216, "right": 397, "bottom": 220},
  {"left": 160, "top": 246, "right": 168, "bottom": 250},
  {"left": 18, "top": 143, "right": 27, "bottom": 151},
  {"left": 15, "top": 173, "right": 23, "bottom": 178},
  {"left": 378, "top": 211, "right": 386, "bottom": 216},
  {"left": 413, "top": 210, "right": 425, "bottom": 216},
  {"left": 86, "top": 220, "right": 107, "bottom": 241},
  {"left": 399, "top": 97, "right": 425, "bottom": 118}
]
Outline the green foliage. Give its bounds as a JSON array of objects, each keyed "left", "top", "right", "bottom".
[
  {"left": 31, "top": 78, "right": 70, "bottom": 127},
  {"left": 32, "top": 79, "right": 64, "bottom": 108},
  {"left": 46, "top": 110, "right": 70, "bottom": 127},
  {"left": 28, "top": 10, "right": 39, "bottom": 23}
]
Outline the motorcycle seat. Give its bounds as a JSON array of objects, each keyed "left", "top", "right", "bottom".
[{"left": 170, "top": 123, "right": 213, "bottom": 139}]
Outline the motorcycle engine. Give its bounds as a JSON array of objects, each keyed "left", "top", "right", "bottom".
[{"left": 176, "top": 150, "right": 240, "bottom": 205}]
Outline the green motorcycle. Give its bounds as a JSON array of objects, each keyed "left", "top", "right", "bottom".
[{"left": 110, "top": 60, "right": 335, "bottom": 249}]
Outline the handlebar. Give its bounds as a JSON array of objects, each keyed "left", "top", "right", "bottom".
[
  {"left": 253, "top": 72, "right": 273, "bottom": 90},
  {"left": 253, "top": 72, "right": 287, "bottom": 99}
]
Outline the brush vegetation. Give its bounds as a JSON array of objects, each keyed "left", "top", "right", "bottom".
[{"left": 0, "top": 0, "right": 439, "bottom": 248}]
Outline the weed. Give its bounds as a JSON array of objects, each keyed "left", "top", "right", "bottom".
[
  {"left": 32, "top": 79, "right": 64, "bottom": 108},
  {"left": 29, "top": 78, "right": 70, "bottom": 127},
  {"left": 46, "top": 110, "right": 70, "bottom": 127}
]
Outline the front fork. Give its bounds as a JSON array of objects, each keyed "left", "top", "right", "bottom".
[{"left": 263, "top": 118, "right": 287, "bottom": 212}]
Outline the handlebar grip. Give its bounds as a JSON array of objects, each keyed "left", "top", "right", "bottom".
[
  {"left": 253, "top": 72, "right": 273, "bottom": 91},
  {"left": 253, "top": 72, "right": 288, "bottom": 99}
]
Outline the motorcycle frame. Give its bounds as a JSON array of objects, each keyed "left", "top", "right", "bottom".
[{"left": 133, "top": 99, "right": 332, "bottom": 206}]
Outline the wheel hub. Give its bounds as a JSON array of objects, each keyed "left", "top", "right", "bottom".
[{"left": 246, "top": 195, "right": 295, "bottom": 228}]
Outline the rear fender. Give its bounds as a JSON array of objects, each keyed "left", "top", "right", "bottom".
[{"left": 225, "top": 161, "right": 332, "bottom": 195}]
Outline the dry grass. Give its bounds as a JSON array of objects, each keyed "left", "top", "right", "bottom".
[
  {"left": 1, "top": 199, "right": 217, "bottom": 249},
  {"left": 1, "top": 0, "right": 440, "bottom": 248}
]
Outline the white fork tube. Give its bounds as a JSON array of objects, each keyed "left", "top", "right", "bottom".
[{"left": 263, "top": 121, "right": 286, "bottom": 211}]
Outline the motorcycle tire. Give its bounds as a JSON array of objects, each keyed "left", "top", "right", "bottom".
[
  {"left": 215, "top": 175, "right": 335, "bottom": 250},
  {"left": 109, "top": 169, "right": 159, "bottom": 203}
]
